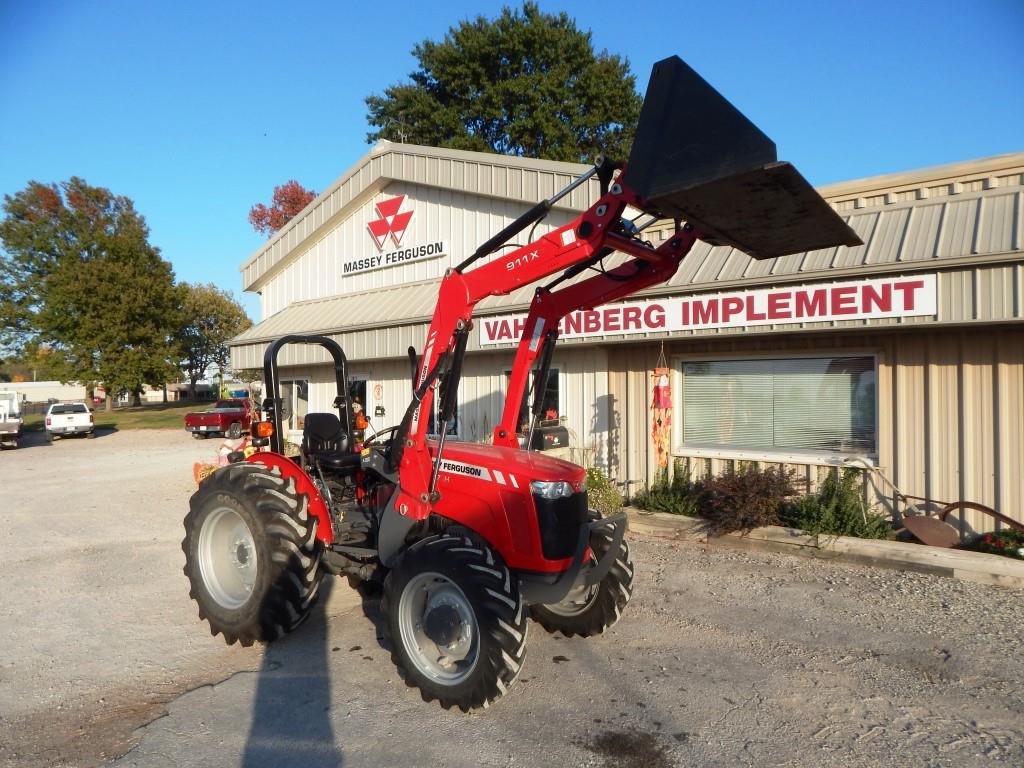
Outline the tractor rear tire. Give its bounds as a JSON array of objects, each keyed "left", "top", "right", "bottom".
[
  {"left": 382, "top": 533, "right": 528, "bottom": 711},
  {"left": 531, "top": 520, "right": 633, "bottom": 638},
  {"left": 182, "top": 462, "right": 323, "bottom": 647}
]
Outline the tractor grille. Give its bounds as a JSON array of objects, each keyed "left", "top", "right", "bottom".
[{"left": 533, "top": 491, "right": 588, "bottom": 560}]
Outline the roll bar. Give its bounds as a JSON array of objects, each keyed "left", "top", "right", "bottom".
[{"left": 261, "top": 334, "right": 353, "bottom": 455}]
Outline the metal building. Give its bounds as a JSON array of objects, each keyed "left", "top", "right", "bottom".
[{"left": 230, "top": 143, "right": 1024, "bottom": 533}]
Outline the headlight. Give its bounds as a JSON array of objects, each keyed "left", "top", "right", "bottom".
[{"left": 530, "top": 480, "right": 574, "bottom": 499}]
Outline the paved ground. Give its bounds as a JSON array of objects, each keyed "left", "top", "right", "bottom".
[{"left": 1, "top": 430, "right": 1022, "bottom": 767}]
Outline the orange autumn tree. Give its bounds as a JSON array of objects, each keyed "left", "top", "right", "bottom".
[{"left": 248, "top": 180, "right": 317, "bottom": 236}]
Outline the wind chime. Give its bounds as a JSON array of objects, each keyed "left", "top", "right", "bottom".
[{"left": 651, "top": 343, "right": 672, "bottom": 469}]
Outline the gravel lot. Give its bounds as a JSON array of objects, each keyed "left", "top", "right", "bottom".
[{"left": 1, "top": 430, "right": 1022, "bottom": 767}]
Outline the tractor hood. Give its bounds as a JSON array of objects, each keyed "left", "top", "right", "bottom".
[{"left": 429, "top": 440, "right": 587, "bottom": 491}]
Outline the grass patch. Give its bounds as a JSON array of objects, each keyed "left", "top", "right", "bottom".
[{"left": 23, "top": 401, "right": 199, "bottom": 431}]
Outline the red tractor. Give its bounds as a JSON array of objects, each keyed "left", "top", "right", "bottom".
[{"left": 182, "top": 56, "right": 860, "bottom": 710}]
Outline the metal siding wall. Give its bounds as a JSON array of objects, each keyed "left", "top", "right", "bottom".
[
  {"left": 608, "top": 345, "right": 655, "bottom": 489},
  {"left": 608, "top": 329, "right": 1024, "bottom": 532},
  {"left": 889, "top": 329, "right": 1024, "bottom": 532},
  {"left": 892, "top": 336, "right": 927, "bottom": 507},
  {"left": 924, "top": 335, "right": 961, "bottom": 509},
  {"left": 996, "top": 334, "right": 1024, "bottom": 520},
  {"left": 959, "top": 334, "right": 997, "bottom": 518},
  {"left": 560, "top": 347, "right": 609, "bottom": 469}
]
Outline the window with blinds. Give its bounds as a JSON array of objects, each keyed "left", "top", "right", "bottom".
[{"left": 681, "top": 356, "right": 876, "bottom": 455}]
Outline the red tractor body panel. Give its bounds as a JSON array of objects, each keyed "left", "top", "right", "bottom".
[
  {"left": 245, "top": 452, "right": 334, "bottom": 545},
  {"left": 427, "top": 441, "right": 587, "bottom": 573}
]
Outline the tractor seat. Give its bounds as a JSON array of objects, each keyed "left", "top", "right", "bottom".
[{"left": 302, "top": 412, "right": 361, "bottom": 473}]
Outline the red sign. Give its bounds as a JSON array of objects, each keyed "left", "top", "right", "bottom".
[
  {"left": 367, "top": 195, "right": 413, "bottom": 250},
  {"left": 479, "top": 275, "right": 938, "bottom": 345}
]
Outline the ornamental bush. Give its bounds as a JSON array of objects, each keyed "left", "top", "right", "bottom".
[
  {"left": 697, "top": 465, "right": 795, "bottom": 535},
  {"left": 780, "top": 468, "right": 891, "bottom": 540},
  {"left": 586, "top": 466, "right": 623, "bottom": 517},
  {"left": 631, "top": 467, "right": 700, "bottom": 516},
  {"left": 962, "top": 529, "right": 1024, "bottom": 560}
]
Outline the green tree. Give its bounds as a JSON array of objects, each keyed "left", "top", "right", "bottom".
[
  {"left": 0, "top": 177, "right": 181, "bottom": 409},
  {"left": 176, "top": 283, "right": 252, "bottom": 399},
  {"left": 365, "top": 2, "right": 642, "bottom": 163}
]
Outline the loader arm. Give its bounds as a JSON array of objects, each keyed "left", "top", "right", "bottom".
[{"left": 492, "top": 225, "right": 700, "bottom": 448}]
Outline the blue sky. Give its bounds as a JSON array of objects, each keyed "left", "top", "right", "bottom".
[{"left": 1, "top": 0, "right": 1021, "bottom": 321}]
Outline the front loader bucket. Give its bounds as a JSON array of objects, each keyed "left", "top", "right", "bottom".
[{"left": 623, "top": 56, "right": 861, "bottom": 259}]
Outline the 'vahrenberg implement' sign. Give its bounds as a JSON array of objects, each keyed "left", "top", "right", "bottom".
[{"left": 479, "top": 274, "right": 938, "bottom": 345}]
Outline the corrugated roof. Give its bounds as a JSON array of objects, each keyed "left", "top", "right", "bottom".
[{"left": 233, "top": 179, "right": 1023, "bottom": 350}]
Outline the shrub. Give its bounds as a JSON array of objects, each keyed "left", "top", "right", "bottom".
[
  {"left": 586, "top": 466, "right": 623, "bottom": 517},
  {"left": 631, "top": 468, "right": 700, "bottom": 516},
  {"left": 961, "top": 529, "right": 1024, "bottom": 560},
  {"left": 780, "top": 468, "right": 890, "bottom": 540},
  {"left": 698, "top": 465, "right": 794, "bottom": 535}
]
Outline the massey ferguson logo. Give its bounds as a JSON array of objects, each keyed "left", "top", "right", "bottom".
[{"left": 367, "top": 195, "right": 413, "bottom": 250}]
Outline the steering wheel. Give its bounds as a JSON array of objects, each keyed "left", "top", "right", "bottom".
[{"left": 363, "top": 425, "right": 399, "bottom": 447}]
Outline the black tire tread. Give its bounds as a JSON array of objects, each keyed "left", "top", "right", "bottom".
[
  {"left": 182, "top": 461, "right": 323, "bottom": 647},
  {"left": 381, "top": 533, "right": 528, "bottom": 711},
  {"left": 531, "top": 530, "right": 633, "bottom": 638}
]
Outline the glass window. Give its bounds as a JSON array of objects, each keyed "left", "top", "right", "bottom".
[
  {"left": 681, "top": 356, "right": 876, "bottom": 455},
  {"left": 52, "top": 404, "right": 88, "bottom": 414}
]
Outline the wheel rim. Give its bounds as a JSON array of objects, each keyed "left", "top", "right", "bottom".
[
  {"left": 544, "top": 579, "right": 600, "bottom": 617},
  {"left": 544, "top": 556, "right": 601, "bottom": 617},
  {"left": 197, "top": 506, "right": 258, "bottom": 609},
  {"left": 397, "top": 571, "right": 479, "bottom": 685}
]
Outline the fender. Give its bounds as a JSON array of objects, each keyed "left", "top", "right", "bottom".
[{"left": 246, "top": 452, "right": 334, "bottom": 544}]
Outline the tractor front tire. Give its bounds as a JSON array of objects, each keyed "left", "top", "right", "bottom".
[
  {"left": 382, "top": 533, "right": 528, "bottom": 711},
  {"left": 182, "top": 462, "right": 323, "bottom": 647},
  {"left": 531, "top": 519, "right": 633, "bottom": 638}
]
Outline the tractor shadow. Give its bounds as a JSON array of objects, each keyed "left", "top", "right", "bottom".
[
  {"left": 352, "top": 578, "right": 391, "bottom": 654},
  {"left": 241, "top": 577, "right": 344, "bottom": 768}
]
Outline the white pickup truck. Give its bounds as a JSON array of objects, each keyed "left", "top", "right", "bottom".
[
  {"left": 45, "top": 402, "right": 95, "bottom": 442},
  {"left": 0, "top": 391, "right": 22, "bottom": 449}
]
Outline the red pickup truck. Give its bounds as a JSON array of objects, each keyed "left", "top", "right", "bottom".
[{"left": 183, "top": 399, "right": 259, "bottom": 440}]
